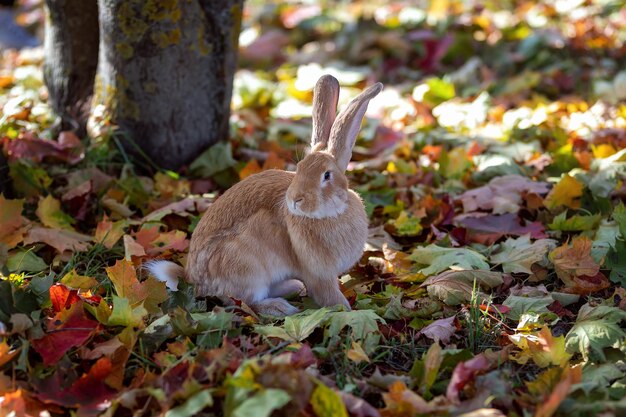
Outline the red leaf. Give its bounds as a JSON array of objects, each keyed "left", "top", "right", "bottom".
[
  {"left": 2, "top": 131, "right": 84, "bottom": 164},
  {"left": 457, "top": 213, "right": 547, "bottom": 245},
  {"left": 446, "top": 349, "right": 509, "bottom": 404},
  {"left": 34, "top": 357, "right": 116, "bottom": 416},
  {"left": 49, "top": 284, "right": 82, "bottom": 313},
  {"left": 31, "top": 301, "right": 99, "bottom": 366}
]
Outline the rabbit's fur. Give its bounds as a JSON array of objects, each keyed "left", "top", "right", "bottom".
[{"left": 147, "top": 75, "right": 383, "bottom": 316}]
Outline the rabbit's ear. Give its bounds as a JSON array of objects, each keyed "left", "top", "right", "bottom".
[
  {"left": 311, "top": 75, "right": 340, "bottom": 148},
  {"left": 327, "top": 82, "right": 383, "bottom": 171}
]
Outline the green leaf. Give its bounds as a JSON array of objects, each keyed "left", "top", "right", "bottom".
[
  {"left": 232, "top": 389, "right": 290, "bottom": 417},
  {"left": 165, "top": 391, "right": 214, "bottom": 417},
  {"left": 189, "top": 141, "right": 236, "bottom": 178},
  {"left": 548, "top": 211, "right": 602, "bottom": 232},
  {"left": 9, "top": 161, "right": 52, "bottom": 198},
  {"left": 283, "top": 308, "right": 330, "bottom": 341},
  {"left": 389, "top": 211, "right": 423, "bottom": 237},
  {"left": 7, "top": 249, "right": 47, "bottom": 273},
  {"left": 490, "top": 235, "right": 556, "bottom": 274},
  {"left": 327, "top": 309, "right": 384, "bottom": 341},
  {"left": 310, "top": 383, "right": 348, "bottom": 417},
  {"left": 410, "top": 245, "right": 489, "bottom": 276},
  {"left": 502, "top": 295, "right": 553, "bottom": 320},
  {"left": 605, "top": 240, "right": 626, "bottom": 287},
  {"left": 420, "top": 270, "right": 504, "bottom": 306},
  {"left": 612, "top": 203, "right": 626, "bottom": 239},
  {"left": 565, "top": 304, "right": 626, "bottom": 361},
  {"left": 108, "top": 296, "right": 147, "bottom": 327},
  {"left": 566, "top": 320, "right": 625, "bottom": 362}
]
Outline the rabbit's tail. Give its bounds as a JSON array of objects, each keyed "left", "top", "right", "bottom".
[{"left": 144, "top": 260, "right": 184, "bottom": 291}]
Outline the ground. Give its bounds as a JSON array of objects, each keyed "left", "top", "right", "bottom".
[{"left": 1, "top": 1, "right": 626, "bottom": 416}]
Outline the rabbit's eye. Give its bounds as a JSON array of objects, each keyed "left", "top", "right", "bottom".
[{"left": 323, "top": 171, "right": 331, "bottom": 182}]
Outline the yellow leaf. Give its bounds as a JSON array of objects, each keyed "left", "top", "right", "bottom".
[
  {"left": 347, "top": 340, "right": 370, "bottom": 363},
  {"left": 310, "top": 383, "right": 348, "bottom": 417},
  {"left": 509, "top": 326, "right": 572, "bottom": 368},
  {"left": 0, "top": 340, "right": 19, "bottom": 367},
  {"left": 36, "top": 195, "right": 75, "bottom": 231},
  {"left": 60, "top": 270, "right": 98, "bottom": 290},
  {"left": 591, "top": 143, "right": 616, "bottom": 159},
  {"left": 544, "top": 175, "right": 583, "bottom": 210},
  {"left": 154, "top": 172, "right": 190, "bottom": 199}
]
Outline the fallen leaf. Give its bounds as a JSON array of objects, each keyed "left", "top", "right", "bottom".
[
  {"left": 544, "top": 175, "right": 584, "bottom": 210},
  {"left": 31, "top": 301, "right": 99, "bottom": 366},
  {"left": 24, "top": 226, "right": 91, "bottom": 253},
  {"left": 94, "top": 215, "right": 126, "bottom": 249},
  {"left": 446, "top": 349, "right": 509, "bottom": 404},
  {"left": 549, "top": 236, "right": 609, "bottom": 293},
  {"left": 490, "top": 235, "right": 556, "bottom": 274},
  {"left": 0, "top": 195, "right": 27, "bottom": 248},
  {"left": 457, "top": 175, "right": 550, "bottom": 214},
  {"left": 418, "top": 316, "right": 456, "bottom": 343},
  {"left": 420, "top": 270, "right": 504, "bottom": 305},
  {"left": 36, "top": 195, "right": 75, "bottom": 231},
  {"left": 535, "top": 366, "right": 582, "bottom": 417}
]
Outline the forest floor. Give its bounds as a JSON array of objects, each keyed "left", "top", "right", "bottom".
[{"left": 1, "top": 1, "right": 626, "bottom": 416}]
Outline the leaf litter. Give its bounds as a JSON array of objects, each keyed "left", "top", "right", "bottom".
[{"left": 1, "top": 1, "right": 626, "bottom": 416}]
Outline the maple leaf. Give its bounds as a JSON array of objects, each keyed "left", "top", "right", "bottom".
[
  {"left": 35, "top": 195, "right": 76, "bottom": 231},
  {"left": 534, "top": 366, "right": 582, "bottom": 417},
  {"left": 94, "top": 215, "right": 127, "bottom": 249},
  {"left": 60, "top": 270, "right": 98, "bottom": 290},
  {"left": 106, "top": 259, "right": 167, "bottom": 314},
  {"left": 49, "top": 283, "right": 82, "bottom": 312},
  {"left": 549, "top": 236, "right": 609, "bottom": 294},
  {"left": 24, "top": 226, "right": 91, "bottom": 253},
  {"left": 458, "top": 213, "right": 547, "bottom": 245},
  {"left": 410, "top": 245, "right": 489, "bottom": 276},
  {"left": 34, "top": 356, "right": 117, "bottom": 415},
  {"left": 446, "top": 349, "right": 510, "bottom": 404},
  {"left": 544, "top": 174, "right": 584, "bottom": 210},
  {"left": 123, "top": 234, "right": 146, "bottom": 260},
  {"left": 490, "top": 235, "right": 556, "bottom": 274},
  {"left": 509, "top": 326, "right": 572, "bottom": 367},
  {"left": 3, "top": 131, "right": 84, "bottom": 164},
  {"left": 0, "top": 194, "right": 27, "bottom": 248},
  {"left": 133, "top": 226, "right": 189, "bottom": 256},
  {"left": 457, "top": 175, "right": 550, "bottom": 214},
  {"left": 419, "top": 270, "right": 503, "bottom": 305},
  {"left": 31, "top": 300, "right": 99, "bottom": 366},
  {"left": 418, "top": 316, "right": 457, "bottom": 344}
]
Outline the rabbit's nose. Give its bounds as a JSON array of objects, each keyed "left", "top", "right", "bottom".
[{"left": 294, "top": 198, "right": 303, "bottom": 208}]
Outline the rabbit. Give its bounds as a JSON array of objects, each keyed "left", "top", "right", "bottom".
[{"left": 146, "top": 75, "right": 383, "bottom": 316}]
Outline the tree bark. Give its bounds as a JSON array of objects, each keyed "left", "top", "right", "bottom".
[
  {"left": 0, "top": 151, "right": 9, "bottom": 196},
  {"left": 44, "top": 0, "right": 99, "bottom": 133},
  {"left": 92, "top": 0, "right": 243, "bottom": 170}
]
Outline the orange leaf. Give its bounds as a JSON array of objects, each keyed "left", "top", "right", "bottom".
[
  {"left": 549, "top": 236, "right": 607, "bottom": 293},
  {"left": 0, "top": 195, "right": 26, "bottom": 248},
  {"left": 94, "top": 215, "right": 126, "bottom": 249},
  {"left": 239, "top": 159, "right": 262, "bottom": 179},
  {"left": 262, "top": 151, "right": 286, "bottom": 170},
  {"left": 535, "top": 366, "right": 582, "bottom": 417}
]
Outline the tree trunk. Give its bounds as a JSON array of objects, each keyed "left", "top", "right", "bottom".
[
  {"left": 44, "top": 0, "right": 99, "bottom": 133},
  {"left": 0, "top": 151, "right": 9, "bottom": 196},
  {"left": 91, "top": 0, "right": 243, "bottom": 171}
]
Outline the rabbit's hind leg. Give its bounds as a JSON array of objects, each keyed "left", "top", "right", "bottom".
[
  {"left": 270, "top": 279, "right": 305, "bottom": 298},
  {"left": 251, "top": 297, "right": 299, "bottom": 316}
]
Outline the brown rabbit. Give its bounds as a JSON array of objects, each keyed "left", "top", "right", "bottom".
[{"left": 146, "top": 75, "right": 383, "bottom": 316}]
